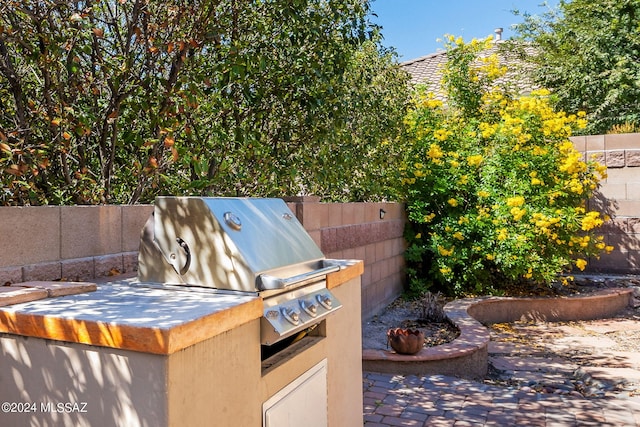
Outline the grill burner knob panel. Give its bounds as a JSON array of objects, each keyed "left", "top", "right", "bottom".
[
  {"left": 281, "top": 307, "right": 301, "bottom": 325},
  {"left": 300, "top": 300, "right": 318, "bottom": 317},
  {"left": 316, "top": 294, "right": 332, "bottom": 309},
  {"left": 260, "top": 285, "right": 342, "bottom": 346}
]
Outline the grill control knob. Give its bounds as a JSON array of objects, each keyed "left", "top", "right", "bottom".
[
  {"left": 300, "top": 300, "right": 318, "bottom": 317},
  {"left": 281, "top": 307, "right": 300, "bottom": 325},
  {"left": 223, "top": 211, "right": 242, "bottom": 231},
  {"left": 316, "top": 294, "right": 332, "bottom": 309}
]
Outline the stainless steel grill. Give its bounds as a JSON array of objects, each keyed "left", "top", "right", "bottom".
[{"left": 137, "top": 196, "right": 345, "bottom": 346}]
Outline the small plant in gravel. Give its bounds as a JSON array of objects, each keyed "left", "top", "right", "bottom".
[
  {"left": 402, "top": 35, "right": 613, "bottom": 297},
  {"left": 417, "top": 291, "right": 447, "bottom": 323}
]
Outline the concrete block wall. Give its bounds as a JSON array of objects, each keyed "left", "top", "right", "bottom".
[
  {"left": 285, "top": 197, "right": 406, "bottom": 320},
  {"left": 571, "top": 133, "right": 640, "bottom": 273},
  {"left": 0, "top": 205, "right": 153, "bottom": 284},
  {"left": 0, "top": 199, "right": 405, "bottom": 319}
]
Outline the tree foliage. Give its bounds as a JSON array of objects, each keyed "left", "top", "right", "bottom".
[
  {"left": 0, "top": 0, "right": 409, "bottom": 205},
  {"left": 403, "top": 36, "right": 612, "bottom": 297},
  {"left": 512, "top": 0, "right": 640, "bottom": 134}
]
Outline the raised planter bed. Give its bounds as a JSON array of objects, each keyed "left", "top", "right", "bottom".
[{"left": 362, "top": 288, "right": 634, "bottom": 379}]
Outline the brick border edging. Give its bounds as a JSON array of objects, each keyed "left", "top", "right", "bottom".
[{"left": 362, "top": 288, "right": 634, "bottom": 380}]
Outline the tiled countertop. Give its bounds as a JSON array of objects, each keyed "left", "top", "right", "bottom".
[{"left": 0, "top": 279, "right": 262, "bottom": 355}]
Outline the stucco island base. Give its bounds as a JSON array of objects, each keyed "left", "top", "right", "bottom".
[{"left": 362, "top": 288, "right": 634, "bottom": 380}]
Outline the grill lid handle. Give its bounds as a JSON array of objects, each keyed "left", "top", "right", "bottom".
[{"left": 258, "top": 264, "right": 340, "bottom": 291}]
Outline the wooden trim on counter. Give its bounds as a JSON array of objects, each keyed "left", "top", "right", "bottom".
[{"left": 326, "top": 260, "right": 364, "bottom": 290}]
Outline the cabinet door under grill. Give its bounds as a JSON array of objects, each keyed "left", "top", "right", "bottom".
[{"left": 262, "top": 359, "right": 327, "bottom": 427}]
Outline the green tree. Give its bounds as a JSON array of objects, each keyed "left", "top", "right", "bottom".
[
  {"left": 0, "top": 0, "right": 409, "bottom": 205},
  {"left": 512, "top": 0, "right": 640, "bottom": 134}
]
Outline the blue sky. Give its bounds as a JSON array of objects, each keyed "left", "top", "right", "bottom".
[{"left": 370, "top": 0, "right": 559, "bottom": 61}]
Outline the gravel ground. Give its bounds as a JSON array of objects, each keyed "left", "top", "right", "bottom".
[{"left": 361, "top": 298, "right": 459, "bottom": 351}]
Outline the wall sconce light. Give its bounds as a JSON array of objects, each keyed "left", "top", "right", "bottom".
[{"left": 379, "top": 209, "right": 386, "bottom": 220}]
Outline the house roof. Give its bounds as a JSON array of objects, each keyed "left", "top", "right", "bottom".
[
  {"left": 400, "top": 41, "right": 538, "bottom": 99},
  {"left": 401, "top": 51, "right": 449, "bottom": 98}
]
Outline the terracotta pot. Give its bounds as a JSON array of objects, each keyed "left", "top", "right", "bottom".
[{"left": 387, "top": 328, "right": 425, "bottom": 355}]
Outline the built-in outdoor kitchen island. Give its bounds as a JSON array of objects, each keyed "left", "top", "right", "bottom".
[{"left": 0, "top": 197, "right": 364, "bottom": 427}]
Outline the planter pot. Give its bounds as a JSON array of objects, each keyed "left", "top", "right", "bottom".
[{"left": 387, "top": 328, "right": 425, "bottom": 355}]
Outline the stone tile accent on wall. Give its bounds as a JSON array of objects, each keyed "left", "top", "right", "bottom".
[
  {"left": 22, "top": 261, "right": 62, "bottom": 282},
  {"left": 626, "top": 150, "right": 640, "bottom": 167},
  {"left": 605, "top": 150, "right": 626, "bottom": 168},
  {"left": 320, "top": 220, "right": 404, "bottom": 254},
  {"left": 0, "top": 266, "right": 23, "bottom": 286},
  {"left": 61, "top": 257, "right": 95, "bottom": 282}
]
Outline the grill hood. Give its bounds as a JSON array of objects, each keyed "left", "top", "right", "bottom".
[{"left": 138, "top": 197, "right": 338, "bottom": 293}]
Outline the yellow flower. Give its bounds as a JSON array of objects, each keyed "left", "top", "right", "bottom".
[
  {"left": 581, "top": 211, "right": 604, "bottom": 231},
  {"left": 497, "top": 228, "right": 508, "bottom": 241},
  {"left": 559, "top": 151, "right": 586, "bottom": 175},
  {"left": 477, "top": 190, "right": 490, "bottom": 198},
  {"left": 447, "top": 198, "right": 459, "bottom": 207},
  {"left": 452, "top": 231, "right": 464, "bottom": 241},
  {"left": 531, "top": 146, "right": 548, "bottom": 156},
  {"left": 506, "top": 196, "right": 525, "bottom": 207},
  {"left": 402, "top": 177, "right": 416, "bottom": 185},
  {"left": 568, "top": 178, "right": 583, "bottom": 194},
  {"left": 439, "top": 267, "right": 452, "bottom": 275},
  {"left": 438, "top": 246, "right": 454, "bottom": 256},
  {"left": 434, "top": 129, "right": 452, "bottom": 141},
  {"left": 479, "top": 122, "right": 497, "bottom": 139},
  {"left": 415, "top": 233, "right": 422, "bottom": 239},
  {"left": 486, "top": 254, "right": 495, "bottom": 261},
  {"left": 530, "top": 88, "right": 551, "bottom": 97},
  {"left": 418, "top": 92, "right": 443, "bottom": 109},
  {"left": 467, "top": 154, "right": 483, "bottom": 166},
  {"left": 575, "top": 259, "right": 587, "bottom": 271},
  {"left": 510, "top": 207, "right": 526, "bottom": 221},
  {"left": 427, "top": 143, "right": 444, "bottom": 162},
  {"left": 423, "top": 213, "right": 436, "bottom": 223},
  {"left": 476, "top": 207, "right": 490, "bottom": 219}
]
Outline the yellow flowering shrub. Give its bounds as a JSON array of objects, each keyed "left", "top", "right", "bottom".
[{"left": 403, "top": 36, "right": 612, "bottom": 297}]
